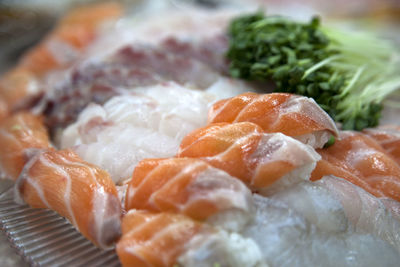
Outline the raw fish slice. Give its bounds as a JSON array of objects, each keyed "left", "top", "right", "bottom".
[
  {"left": 61, "top": 82, "right": 213, "bottom": 148},
  {"left": 208, "top": 92, "right": 338, "bottom": 148},
  {"left": 0, "top": 112, "right": 51, "bottom": 180},
  {"left": 318, "top": 175, "right": 400, "bottom": 252},
  {"left": 272, "top": 175, "right": 400, "bottom": 252},
  {"left": 41, "top": 8, "right": 261, "bottom": 131},
  {"left": 117, "top": 210, "right": 202, "bottom": 267},
  {"left": 117, "top": 210, "right": 264, "bottom": 267},
  {"left": 87, "top": 8, "right": 235, "bottom": 71},
  {"left": 311, "top": 131, "right": 400, "bottom": 201},
  {"left": 178, "top": 122, "right": 320, "bottom": 194},
  {"left": 125, "top": 158, "right": 253, "bottom": 230},
  {"left": 0, "top": 2, "right": 121, "bottom": 111},
  {"left": 61, "top": 82, "right": 216, "bottom": 184},
  {"left": 363, "top": 125, "right": 400, "bottom": 164},
  {"left": 42, "top": 44, "right": 219, "bottom": 130},
  {"left": 243, "top": 194, "right": 400, "bottom": 267},
  {"left": 0, "top": 97, "right": 8, "bottom": 121},
  {"left": 15, "top": 149, "right": 121, "bottom": 248}
]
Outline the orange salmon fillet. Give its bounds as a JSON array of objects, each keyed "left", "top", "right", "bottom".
[
  {"left": 311, "top": 131, "right": 400, "bottom": 201},
  {"left": 208, "top": 92, "right": 338, "bottom": 142},
  {"left": 117, "top": 210, "right": 202, "bottom": 267},
  {"left": 125, "top": 157, "right": 252, "bottom": 221},
  {"left": 0, "top": 112, "right": 51, "bottom": 180},
  {"left": 178, "top": 122, "right": 320, "bottom": 192},
  {"left": 15, "top": 149, "right": 122, "bottom": 248}
]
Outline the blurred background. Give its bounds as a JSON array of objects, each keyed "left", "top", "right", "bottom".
[{"left": 0, "top": 0, "right": 399, "bottom": 73}]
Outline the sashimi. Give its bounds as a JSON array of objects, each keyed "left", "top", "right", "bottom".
[
  {"left": 125, "top": 158, "right": 253, "bottom": 231},
  {"left": 272, "top": 175, "right": 400, "bottom": 252},
  {"left": 243, "top": 194, "right": 400, "bottom": 267},
  {"left": 363, "top": 125, "right": 400, "bottom": 165},
  {"left": 116, "top": 210, "right": 264, "bottom": 267},
  {"left": 0, "top": 2, "right": 122, "bottom": 111},
  {"left": 208, "top": 92, "right": 338, "bottom": 148},
  {"left": 0, "top": 112, "right": 51, "bottom": 180},
  {"left": 15, "top": 149, "right": 121, "bottom": 248},
  {"left": 178, "top": 122, "right": 320, "bottom": 194},
  {"left": 311, "top": 131, "right": 400, "bottom": 201}
]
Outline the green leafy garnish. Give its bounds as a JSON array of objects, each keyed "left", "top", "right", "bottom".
[
  {"left": 227, "top": 12, "right": 400, "bottom": 130},
  {"left": 323, "top": 135, "right": 336, "bottom": 148}
]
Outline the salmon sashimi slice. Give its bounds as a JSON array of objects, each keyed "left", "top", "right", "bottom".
[
  {"left": 208, "top": 92, "right": 338, "bottom": 148},
  {"left": 178, "top": 122, "right": 320, "bottom": 195},
  {"left": 15, "top": 149, "right": 121, "bottom": 248},
  {"left": 0, "top": 2, "right": 122, "bottom": 111},
  {"left": 0, "top": 112, "right": 51, "bottom": 181},
  {"left": 363, "top": 125, "right": 400, "bottom": 165},
  {"left": 0, "top": 97, "right": 8, "bottom": 121},
  {"left": 125, "top": 158, "right": 253, "bottom": 230},
  {"left": 117, "top": 210, "right": 202, "bottom": 267},
  {"left": 19, "top": 1, "right": 122, "bottom": 75},
  {"left": 311, "top": 131, "right": 400, "bottom": 201},
  {"left": 117, "top": 210, "right": 264, "bottom": 267}
]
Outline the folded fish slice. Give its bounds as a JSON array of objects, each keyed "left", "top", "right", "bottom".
[
  {"left": 363, "top": 125, "right": 400, "bottom": 165},
  {"left": 0, "top": 112, "right": 52, "bottom": 181},
  {"left": 178, "top": 122, "right": 320, "bottom": 194},
  {"left": 15, "top": 149, "right": 121, "bottom": 248},
  {"left": 208, "top": 92, "right": 338, "bottom": 148},
  {"left": 0, "top": 2, "right": 122, "bottom": 111},
  {"left": 117, "top": 210, "right": 202, "bottom": 267},
  {"left": 311, "top": 131, "right": 400, "bottom": 201},
  {"left": 125, "top": 158, "right": 253, "bottom": 230},
  {"left": 117, "top": 210, "right": 265, "bottom": 267}
]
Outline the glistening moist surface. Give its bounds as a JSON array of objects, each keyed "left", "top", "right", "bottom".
[
  {"left": 61, "top": 81, "right": 256, "bottom": 185},
  {"left": 1, "top": 3, "right": 400, "bottom": 267}
]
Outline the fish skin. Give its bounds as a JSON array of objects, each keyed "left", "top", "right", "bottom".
[{"left": 15, "top": 149, "right": 122, "bottom": 248}]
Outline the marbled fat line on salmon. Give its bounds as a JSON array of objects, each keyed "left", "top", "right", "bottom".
[
  {"left": 178, "top": 122, "right": 320, "bottom": 194},
  {"left": 0, "top": 112, "right": 52, "bottom": 181},
  {"left": 14, "top": 149, "right": 121, "bottom": 248},
  {"left": 208, "top": 93, "right": 338, "bottom": 148},
  {"left": 0, "top": 2, "right": 122, "bottom": 112},
  {"left": 125, "top": 158, "right": 254, "bottom": 230},
  {"left": 312, "top": 131, "right": 400, "bottom": 202},
  {"left": 363, "top": 125, "right": 400, "bottom": 165},
  {"left": 117, "top": 210, "right": 265, "bottom": 267},
  {"left": 117, "top": 210, "right": 202, "bottom": 267}
]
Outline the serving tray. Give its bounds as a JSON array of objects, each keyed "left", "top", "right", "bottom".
[{"left": 0, "top": 188, "right": 120, "bottom": 267}]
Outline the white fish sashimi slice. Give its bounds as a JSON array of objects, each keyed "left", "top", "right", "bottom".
[
  {"left": 318, "top": 175, "right": 400, "bottom": 251},
  {"left": 179, "top": 230, "right": 267, "bottom": 267},
  {"left": 61, "top": 83, "right": 211, "bottom": 184},
  {"left": 243, "top": 194, "right": 400, "bottom": 267},
  {"left": 74, "top": 126, "right": 179, "bottom": 184},
  {"left": 271, "top": 175, "right": 400, "bottom": 253}
]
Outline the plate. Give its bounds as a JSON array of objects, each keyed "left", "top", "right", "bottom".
[{"left": 0, "top": 188, "right": 120, "bottom": 267}]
